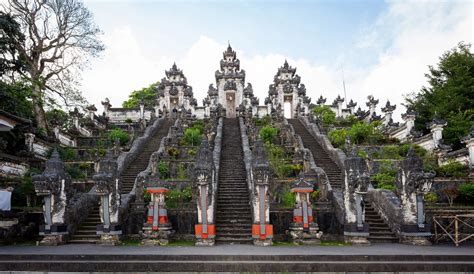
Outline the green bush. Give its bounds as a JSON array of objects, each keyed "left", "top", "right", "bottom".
[
  {"left": 177, "top": 164, "right": 187, "bottom": 180},
  {"left": 311, "top": 189, "right": 319, "bottom": 202},
  {"left": 328, "top": 128, "right": 348, "bottom": 148},
  {"left": 259, "top": 126, "right": 279, "bottom": 144},
  {"left": 167, "top": 147, "right": 180, "bottom": 159},
  {"left": 436, "top": 160, "right": 468, "bottom": 178},
  {"left": 377, "top": 182, "right": 396, "bottom": 191},
  {"left": 158, "top": 161, "right": 169, "bottom": 179},
  {"left": 357, "top": 149, "right": 368, "bottom": 159},
  {"left": 313, "top": 105, "right": 336, "bottom": 126},
  {"left": 424, "top": 192, "right": 439, "bottom": 204},
  {"left": 372, "top": 160, "right": 397, "bottom": 190},
  {"left": 277, "top": 164, "right": 302, "bottom": 178},
  {"left": 165, "top": 187, "right": 193, "bottom": 208},
  {"left": 282, "top": 189, "right": 296, "bottom": 208},
  {"left": 49, "top": 146, "right": 77, "bottom": 161},
  {"left": 254, "top": 115, "right": 271, "bottom": 126},
  {"left": 66, "top": 166, "right": 87, "bottom": 180},
  {"left": 108, "top": 128, "right": 130, "bottom": 146},
  {"left": 191, "top": 120, "right": 205, "bottom": 134},
  {"left": 183, "top": 128, "right": 202, "bottom": 146},
  {"left": 458, "top": 182, "right": 474, "bottom": 204}
]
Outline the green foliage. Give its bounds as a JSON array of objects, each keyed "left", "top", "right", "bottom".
[
  {"left": 372, "top": 160, "right": 397, "bottom": 190},
  {"left": 313, "top": 105, "right": 336, "bottom": 126},
  {"left": 404, "top": 43, "right": 474, "bottom": 149},
  {"left": 357, "top": 149, "right": 368, "bottom": 159},
  {"left": 46, "top": 109, "right": 70, "bottom": 129},
  {"left": 12, "top": 168, "right": 39, "bottom": 207},
  {"left": 458, "top": 183, "right": 474, "bottom": 204},
  {"left": 424, "top": 192, "right": 439, "bottom": 204},
  {"left": 311, "top": 189, "right": 320, "bottom": 202},
  {"left": 259, "top": 126, "right": 279, "bottom": 144},
  {"left": 125, "top": 118, "right": 133, "bottom": 124},
  {"left": 443, "top": 186, "right": 459, "bottom": 207},
  {"left": 328, "top": 128, "right": 348, "bottom": 148},
  {"left": 282, "top": 189, "right": 296, "bottom": 208},
  {"left": 183, "top": 128, "right": 202, "bottom": 146},
  {"left": 66, "top": 166, "right": 87, "bottom": 180},
  {"left": 188, "top": 148, "right": 197, "bottom": 156},
  {"left": 165, "top": 187, "right": 193, "bottom": 208},
  {"left": 158, "top": 161, "right": 169, "bottom": 179},
  {"left": 253, "top": 115, "right": 271, "bottom": 126},
  {"left": 328, "top": 121, "right": 384, "bottom": 148},
  {"left": 176, "top": 164, "right": 187, "bottom": 180},
  {"left": 435, "top": 160, "right": 468, "bottom": 178},
  {"left": 49, "top": 146, "right": 77, "bottom": 161},
  {"left": 167, "top": 147, "right": 180, "bottom": 159},
  {"left": 0, "top": 82, "right": 33, "bottom": 119},
  {"left": 108, "top": 128, "right": 130, "bottom": 146},
  {"left": 191, "top": 120, "right": 205, "bottom": 134},
  {"left": 122, "top": 82, "right": 159, "bottom": 108}
]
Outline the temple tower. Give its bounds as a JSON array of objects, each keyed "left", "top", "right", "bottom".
[
  {"left": 214, "top": 44, "right": 246, "bottom": 118},
  {"left": 156, "top": 63, "right": 196, "bottom": 118}
]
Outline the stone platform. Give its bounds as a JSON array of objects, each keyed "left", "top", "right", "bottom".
[{"left": 0, "top": 243, "right": 473, "bottom": 272}]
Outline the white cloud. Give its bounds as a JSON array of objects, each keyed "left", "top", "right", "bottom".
[{"left": 81, "top": 1, "right": 472, "bottom": 122}]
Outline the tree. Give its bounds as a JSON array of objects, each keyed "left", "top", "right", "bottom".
[
  {"left": 0, "top": 11, "right": 25, "bottom": 76},
  {"left": 405, "top": 42, "right": 474, "bottom": 149},
  {"left": 122, "top": 82, "right": 159, "bottom": 108},
  {"left": 1, "top": 0, "right": 104, "bottom": 131}
]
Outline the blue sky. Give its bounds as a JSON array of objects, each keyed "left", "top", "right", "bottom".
[{"left": 81, "top": 0, "right": 472, "bottom": 120}]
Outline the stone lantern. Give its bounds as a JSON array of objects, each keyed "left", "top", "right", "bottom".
[
  {"left": 32, "top": 150, "right": 71, "bottom": 245},
  {"left": 288, "top": 172, "right": 322, "bottom": 244},
  {"left": 343, "top": 149, "right": 370, "bottom": 245},
  {"left": 140, "top": 179, "right": 174, "bottom": 245},
  {"left": 93, "top": 151, "right": 122, "bottom": 245}
]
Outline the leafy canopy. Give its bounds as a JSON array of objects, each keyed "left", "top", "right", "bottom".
[
  {"left": 122, "top": 82, "right": 159, "bottom": 108},
  {"left": 405, "top": 42, "right": 474, "bottom": 149}
]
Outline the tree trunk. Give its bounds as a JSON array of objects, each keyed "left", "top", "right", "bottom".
[{"left": 31, "top": 84, "right": 49, "bottom": 132}]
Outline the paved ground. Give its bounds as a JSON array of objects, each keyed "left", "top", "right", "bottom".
[{"left": 0, "top": 242, "right": 473, "bottom": 255}]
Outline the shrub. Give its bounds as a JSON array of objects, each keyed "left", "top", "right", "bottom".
[
  {"left": 259, "top": 126, "right": 279, "bottom": 144},
  {"left": 183, "top": 128, "right": 202, "bottom": 146},
  {"left": 158, "top": 161, "right": 169, "bottom": 179},
  {"left": 66, "top": 166, "right": 87, "bottom": 180},
  {"left": 458, "top": 182, "right": 474, "bottom": 204},
  {"left": 424, "top": 192, "right": 439, "bottom": 204},
  {"left": 311, "top": 189, "right": 320, "bottom": 202},
  {"left": 372, "top": 160, "right": 397, "bottom": 190},
  {"left": 313, "top": 105, "right": 336, "bottom": 126},
  {"left": 49, "top": 146, "right": 77, "bottom": 161},
  {"left": 108, "top": 128, "right": 130, "bottom": 146},
  {"left": 191, "top": 120, "right": 205, "bottom": 134},
  {"left": 357, "top": 149, "right": 368, "bottom": 159},
  {"left": 377, "top": 183, "right": 396, "bottom": 191},
  {"left": 436, "top": 160, "right": 468, "bottom": 178},
  {"left": 188, "top": 148, "right": 197, "bottom": 156},
  {"left": 282, "top": 189, "right": 296, "bottom": 208},
  {"left": 328, "top": 128, "right": 348, "bottom": 148},
  {"left": 177, "top": 164, "right": 187, "bottom": 180},
  {"left": 443, "top": 186, "right": 459, "bottom": 207},
  {"left": 125, "top": 118, "right": 133, "bottom": 124},
  {"left": 277, "top": 164, "right": 302, "bottom": 178},
  {"left": 165, "top": 186, "right": 193, "bottom": 208},
  {"left": 167, "top": 147, "right": 180, "bottom": 159}
]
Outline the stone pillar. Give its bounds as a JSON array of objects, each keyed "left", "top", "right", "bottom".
[
  {"left": 32, "top": 150, "right": 71, "bottom": 245},
  {"left": 402, "top": 111, "right": 417, "bottom": 140},
  {"left": 141, "top": 181, "right": 174, "bottom": 245},
  {"left": 381, "top": 101, "right": 396, "bottom": 127},
  {"left": 93, "top": 151, "right": 122, "bottom": 245},
  {"left": 101, "top": 98, "right": 111, "bottom": 117},
  {"left": 395, "top": 147, "right": 435, "bottom": 245},
  {"left": 24, "top": 132, "right": 35, "bottom": 153},
  {"left": 69, "top": 107, "right": 81, "bottom": 129},
  {"left": 251, "top": 140, "right": 273, "bottom": 246},
  {"left": 428, "top": 118, "right": 447, "bottom": 148},
  {"left": 462, "top": 126, "right": 474, "bottom": 172},
  {"left": 86, "top": 105, "right": 97, "bottom": 121},
  {"left": 366, "top": 95, "right": 379, "bottom": 118},
  {"left": 193, "top": 140, "right": 216, "bottom": 246},
  {"left": 343, "top": 150, "right": 370, "bottom": 245},
  {"left": 139, "top": 100, "right": 145, "bottom": 120},
  {"left": 335, "top": 95, "right": 344, "bottom": 118},
  {"left": 288, "top": 173, "right": 322, "bottom": 244}
]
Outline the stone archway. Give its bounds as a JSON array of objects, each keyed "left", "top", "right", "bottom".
[{"left": 226, "top": 92, "right": 236, "bottom": 118}]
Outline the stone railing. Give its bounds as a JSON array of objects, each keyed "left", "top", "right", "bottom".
[{"left": 366, "top": 189, "right": 402, "bottom": 235}]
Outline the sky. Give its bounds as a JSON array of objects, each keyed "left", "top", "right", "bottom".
[{"left": 80, "top": 0, "right": 473, "bottom": 121}]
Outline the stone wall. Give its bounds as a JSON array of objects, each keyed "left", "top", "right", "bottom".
[{"left": 366, "top": 189, "right": 402, "bottom": 235}]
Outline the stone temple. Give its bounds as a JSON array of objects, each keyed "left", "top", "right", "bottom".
[{"left": 1, "top": 43, "right": 473, "bottom": 272}]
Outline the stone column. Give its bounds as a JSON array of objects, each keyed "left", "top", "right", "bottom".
[
  {"left": 343, "top": 150, "right": 370, "bottom": 245},
  {"left": 395, "top": 147, "right": 435, "bottom": 245},
  {"left": 381, "top": 101, "right": 396, "bottom": 127},
  {"left": 93, "top": 151, "right": 122, "bottom": 245},
  {"left": 32, "top": 150, "right": 71, "bottom": 245},
  {"left": 366, "top": 95, "right": 379, "bottom": 118},
  {"left": 24, "top": 132, "right": 35, "bottom": 153},
  {"left": 101, "top": 98, "right": 111, "bottom": 117},
  {"left": 251, "top": 140, "right": 273, "bottom": 246},
  {"left": 335, "top": 95, "right": 344, "bottom": 118},
  {"left": 428, "top": 118, "right": 447, "bottom": 148},
  {"left": 141, "top": 181, "right": 174, "bottom": 245},
  {"left": 462, "top": 126, "right": 474, "bottom": 172},
  {"left": 193, "top": 140, "right": 216, "bottom": 246},
  {"left": 139, "top": 100, "right": 145, "bottom": 120},
  {"left": 402, "top": 111, "right": 417, "bottom": 140},
  {"left": 288, "top": 173, "right": 322, "bottom": 244},
  {"left": 86, "top": 105, "right": 97, "bottom": 121}
]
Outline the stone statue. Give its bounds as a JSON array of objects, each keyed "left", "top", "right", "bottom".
[
  {"left": 93, "top": 151, "right": 122, "bottom": 245},
  {"left": 32, "top": 149, "right": 71, "bottom": 245},
  {"left": 395, "top": 147, "right": 435, "bottom": 245},
  {"left": 343, "top": 149, "right": 370, "bottom": 245}
]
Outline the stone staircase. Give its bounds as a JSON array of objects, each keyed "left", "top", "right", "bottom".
[
  {"left": 364, "top": 201, "right": 398, "bottom": 243},
  {"left": 215, "top": 118, "right": 253, "bottom": 244},
  {"left": 68, "top": 206, "right": 101, "bottom": 244},
  {"left": 68, "top": 119, "right": 173, "bottom": 244},
  {"left": 288, "top": 119, "right": 343, "bottom": 189},
  {"left": 121, "top": 119, "right": 173, "bottom": 194}
]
